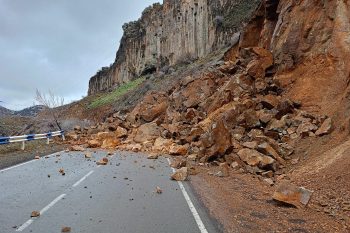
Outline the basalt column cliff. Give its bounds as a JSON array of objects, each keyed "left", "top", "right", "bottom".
[{"left": 88, "top": 0, "right": 260, "bottom": 95}]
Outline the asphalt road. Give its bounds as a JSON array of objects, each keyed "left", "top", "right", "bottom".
[{"left": 0, "top": 150, "right": 221, "bottom": 233}]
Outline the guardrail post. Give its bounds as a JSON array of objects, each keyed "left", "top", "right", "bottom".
[
  {"left": 21, "top": 141, "right": 25, "bottom": 150},
  {"left": 61, "top": 131, "right": 65, "bottom": 141},
  {"left": 46, "top": 137, "right": 50, "bottom": 145}
]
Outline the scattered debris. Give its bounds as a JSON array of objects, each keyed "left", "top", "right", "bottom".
[
  {"left": 84, "top": 152, "right": 92, "bottom": 159},
  {"left": 156, "top": 186, "right": 162, "bottom": 194},
  {"left": 70, "top": 145, "right": 85, "bottom": 152},
  {"left": 59, "top": 168, "right": 65, "bottom": 176},
  {"left": 96, "top": 157, "right": 108, "bottom": 165},
  {"left": 34, "top": 156, "right": 40, "bottom": 160},
  {"left": 147, "top": 153, "right": 159, "bottom": 159},
  {"left": 61, "top": 226, "right": 71, "bottom": 232},
  {"left": 31, "top": 211, "right": 40, "bottom": 218}
]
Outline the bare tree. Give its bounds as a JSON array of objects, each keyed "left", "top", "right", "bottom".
[{"left": 35, "top": 89, "right": 64, "bottom": 130}]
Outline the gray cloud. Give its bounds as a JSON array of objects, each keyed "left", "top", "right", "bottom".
[{"left": 0, "top": 0, "right": 159, "bottom": 110}]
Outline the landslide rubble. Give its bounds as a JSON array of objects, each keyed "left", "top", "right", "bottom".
[{"left": 67, "top": 46, "right": 333, "bottom": 185}]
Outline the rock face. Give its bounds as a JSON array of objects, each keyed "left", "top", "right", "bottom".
[
  {"left": 88, "top": 0, "right": 260, "bottom": 95},
  {"left": 239, "top": 0, "right": 350, "bottom": 118}
]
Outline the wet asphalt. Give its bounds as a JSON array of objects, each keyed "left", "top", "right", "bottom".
[{"left": 0, "top": 150, "right": 221, "bottom": 233}]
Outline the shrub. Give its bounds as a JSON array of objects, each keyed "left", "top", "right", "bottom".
[{"left": 88, "top": 77, "right": 145, "bottom": 109}]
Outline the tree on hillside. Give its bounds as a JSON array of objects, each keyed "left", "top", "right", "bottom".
[{"left": 35, "top": 89, "right": 64, "bottom": 131}]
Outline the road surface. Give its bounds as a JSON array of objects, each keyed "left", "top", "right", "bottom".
[{"left": 0, "top": 150, "right": 221, "bottom": 233}]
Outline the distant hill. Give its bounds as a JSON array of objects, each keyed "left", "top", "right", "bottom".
[
  {"left": 14, "top": 105, "right": 46, "bottom": 117},
  {"left": 0, "top": 106, "right": 14, "bottom": 117},
  {"left": 0, "top": 105, "right": 46, "bottom": 136},
  {"left": 0, "top": 105, "right": 46, "bottom": 118}
]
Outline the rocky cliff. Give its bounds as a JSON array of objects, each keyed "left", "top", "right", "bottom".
[
  {"left": 236, "top": 0, "right": 350, "bottom": 117},
  {"left": 88, "top": 0, "right": 260, "bottom": 95}
]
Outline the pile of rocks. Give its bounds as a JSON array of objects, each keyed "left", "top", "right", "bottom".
[{"left": 68, "top": 46, "right": 333, "bottom": 182}]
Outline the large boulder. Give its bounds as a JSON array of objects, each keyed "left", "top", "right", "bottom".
[
  {"left": 257, "top": 142, "right": 286, "bottom": 165},
  {"left": 273, "top": 181, "right": 313, "bottom": 208},
  {"left": 202, "top": 118, "right": 232, "bottom": 160},
  {"left": 238, "top": 148, "right": 263, "bottom": 166},
  {"left": 101, "top": 138, "right": 119, "bottom": 149},
  {"left": 259, "top": 94, "right": 280, "bottom": 110},
  {"left": 245, "top": 47, "right": 273, "bottom": 79},
  {"left": 238, "top": 148, "right": 275, "bottom": 169},
  {"left": 88, "top": 139, "right": 101, "bottom": 148},
  {"left": 169, "top": 144, "right": 189, "bottom": 156},
  {"left": 128, "top": 91, "right": 169, "bottom": 124},
  {"left": 97, "top": 132, "right": 115, "bottom": 141},
  {"left": 296, "top": 121, "right": 318, "bottom": 137},
  {"left": 315, "top": 117, "right": 332, "bottom": 136},
  {"left": 173, "top": 74, "right": 217, "bottom": 109},
  {"left": 171, "top": 167, "right": 188, "bottom": 181},
  {"left": 115, "top": 126, "right": 128, "bottom": 138},
  {"left": 134, "top": 122, "right": 161, "bottom": 143},
  {"left": 152, "top": 137, "right": 173, "bottom": 152}
]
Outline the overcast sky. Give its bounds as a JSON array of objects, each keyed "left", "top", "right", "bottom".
[{"left": 0, "top": 0, "right": 159, "bottom": 110}]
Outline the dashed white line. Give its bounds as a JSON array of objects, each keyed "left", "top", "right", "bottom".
[
  {"left": 72, "top": 170, "right": 94, "bottom": 187},
  {"left": 40, "top": 194, "right": 66, "bottom": 215},
  {"left": 0, "top": 151, "right": 64, "bottom": 173},
  {"left": 15, "top": 219, "right": 33, "bottom": 232},
  {"left": 16, "top": 194, "right": 66, "bottom": 232},
  {"left": 167, "top": 158, "right": 209, "bottom": 233}
]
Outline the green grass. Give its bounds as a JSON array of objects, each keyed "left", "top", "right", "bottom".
[{"left": 88, "top": 77, "right": 145, "bottom": 109}]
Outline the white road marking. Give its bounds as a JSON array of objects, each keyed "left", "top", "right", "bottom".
[
  {"left": 0, "top": 150, "right": 64, "bottom": 173},
  {"left": 0, "top": 159, "right": 36, "bottom": 173},
  {"left": 16, "top": 194, "right": 66, "bottom": 232},
  {"left": 167, "top": 158, "right": 209, "bottom": 233},
  {"left": 72, "top": 170, "right": 94, "bottom": 187},
  {"left": 15, "top": 219, "right": 33, "bottom": 232},
  {"left": 40, "top": 194, "right": 66, "bottom": 215}
]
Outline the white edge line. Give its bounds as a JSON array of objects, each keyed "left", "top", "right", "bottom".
[
  {"left": 72, "top": 170, "right": 94, "bottom": 187},
  {"left": 167, "top": 158, "right": 209, "bottom": 233},
  {"left": 0, "top": 150, "right": 65, "bottom": 173},
  {"left": 16, "top": 193, "right": 66, "bottom": 232}
]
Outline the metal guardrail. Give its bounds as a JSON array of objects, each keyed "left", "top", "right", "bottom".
[{"left": 0, "top": 130, "right": 65, "bottom": 150}]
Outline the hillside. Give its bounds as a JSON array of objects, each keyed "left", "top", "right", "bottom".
[
  {"left": 0, "top": 106, "right": 13, "bottom": 117},
  {"left": 61, "top": 0, "right": 350, "bottom": 232},
  {"left": 14, "top": 105, "right": 46, "bottom": 117}
]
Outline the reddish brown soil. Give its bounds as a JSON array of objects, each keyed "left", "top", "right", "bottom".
[
  {"left": 190, "top": 127, "right": 350, "bottom": 233},
  {"left": 191, "top": 168, "right": 348, "bottom": 233}
]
